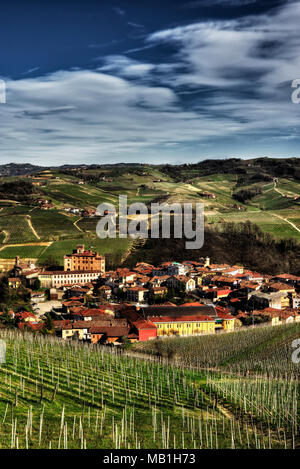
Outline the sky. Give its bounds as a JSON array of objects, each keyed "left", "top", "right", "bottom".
[{"left": 1, "top": 0, "right": 300, "bottom": 165}]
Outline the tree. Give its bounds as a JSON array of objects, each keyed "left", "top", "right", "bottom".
[
  {"left": 32, "top": 277, "right": 41, "bottom": 291},
  {"left": 96, "top": 289, "right": 108, "bottom": 304},
  {"left": 41, "top": 313, "right": 54, "bottom": 335},
  {"left": 39, "top": 256, "right": 58, "bottom": 269},
  {"left": 0, "top": 276, "right": 9, "bottom": 304},
  {"left": 0, "top": 310, "right": 15, "bottom": 327},
  {"left": 120, "top": 336, "right": 132, "bottom": 350}
]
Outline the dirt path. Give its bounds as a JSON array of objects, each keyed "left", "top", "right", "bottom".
[
  {"left": 274, "top": 180, "right": 299, "bottom": 198},
  {"left": 271, "top": 212, "right": 300, "bottom": 234},
  {"left": 38, "top": 242, "right": 53, "bottom": 258},
  {"left": 258, "top": 180, "right": 300, "bottom": 236},
  {"left": 26, "top": 215, "right": 40, "bottom": 240},
  {"left": 0, "top": 241, "right": 51, "bottom": 252},
  {"left": 74, "top": 217, "right": 84, "bottom": 232},
  {"left": 273, "top": 185, "right": 285, "bottom": 197},
  {"left": 1, "top": 230, "right": 8, "bottom": 244},
  {"left": 0, "top": 199, "right": 20, "bottom": 205}
]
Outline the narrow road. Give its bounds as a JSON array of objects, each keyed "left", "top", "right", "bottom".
[
  {"left": 0, "top": 230, "right": 8, "bottom": 244},
  {"left": 74, "top": 217, "right": 84, "bottom": 232},
  {"left": 0, "top": 241, "right": 51, "bottom": 252},
  {"left": 273, "top": 180, "right": 299, "bottom": 198},
  {"left": 271, "top": 212, "right": 300, "bottom": 234},
  {"left": 26, "top": 215, "right": 40, "bottom": 240}
]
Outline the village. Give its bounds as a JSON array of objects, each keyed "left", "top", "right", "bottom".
[{"left": 0, "top": 243, "right": 299, "bottom": 346}]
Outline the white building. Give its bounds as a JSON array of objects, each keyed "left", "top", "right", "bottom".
[{"left": 38, "top": 270, "right": 102, "bottom": 288}]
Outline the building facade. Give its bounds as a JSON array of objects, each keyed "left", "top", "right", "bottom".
[
  {"left": 64, "top": 245, "right": 105, "bottom": 272},
  {"left": 38, "top": 270, "right": 102, "bottom": 288}
]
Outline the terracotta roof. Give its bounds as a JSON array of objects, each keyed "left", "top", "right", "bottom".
[
  {"left": 128, "top": 286, "right": 148, "bottom": 292},
  {"left": 274, "top": 273, "right": 299, "bottom": 280},
  {"left": 132, "top": 319, "right": 157, "bottom": 330},
  {"left": 211, "top": 276, "right": 237, "bottom": 283},
  {"left": 269, "top": 282, "right": 295, "bottom": 291},
  {"left": 142, "top": 305, "right": 216, "bottom": 318},
  {"left": 174, "top": 275, "right": 194, "bottom": 283},
  {"left": 181, "top": 302, "right": 204, "bottom": 307},
  {"left": 42, "top": 269, "right": 103, "bottom": 275},
  {"left": 215, "top": 306, "right": 235, "bottom": 320},
  {"left": 91, "top": 326, "right": 129, "bottom": 337}
]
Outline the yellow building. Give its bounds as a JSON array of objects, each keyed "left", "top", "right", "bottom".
[
  {"left": 154, "top": 317, "right": 216, "bottom": 336},
  {"left": 141, "top": 305, "right": 218, "bottom": 337},
  {"left": 214, "top": 307, "right": 236, "bottom": 332},
  {"left": 8, "top": 277, "right": 21, "bottom": 289},
  {"left": 61, "top": 322, "right": 90, "bottom": 340}
]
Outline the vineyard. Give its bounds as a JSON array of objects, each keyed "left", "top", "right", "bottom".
[
  {"left": 133, "top": 322, "right": 300, "bottom": 375},
  {"left": 0, "top": 326, "right": 299, "bottom": 449}
]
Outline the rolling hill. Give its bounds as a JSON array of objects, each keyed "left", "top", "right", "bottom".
[{"left": 0, "top": 158, "right": 298, "bottom": 269}]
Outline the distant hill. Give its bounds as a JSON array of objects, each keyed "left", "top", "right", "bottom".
[
  {"left": 160, "top": 157, "right": 300, "bottom": 182},
  {"left": 0, "top": 157, "right": 298, "bottom": 270},
  {"left": 0, "top": 163, "right": 48, "bottom": 177},
  {"left": 0, "top": 157, "right": 299, "bottom": 179}
]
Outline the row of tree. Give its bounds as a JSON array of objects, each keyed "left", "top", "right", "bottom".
[{"left": 124, "top": 220, "right": 300, "bottom": 276}]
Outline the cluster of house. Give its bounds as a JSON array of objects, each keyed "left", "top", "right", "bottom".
[
  {"left": 51, "top": 303, "right": 234, "bottom": 345},
  {"left": 36, "top": 198, "right": 54, "bottom": 210},
  {"left": 199, "top": 192, "right": 216, "bottom": 199},
  {"left": 63, "top": 207, "right": 99, "bottom": 217},
  {"left": 35, "top": 196, "right": 99, "bottom": 218},
  {"left": 8, "top": 245, "right": 105, "bottom": 290},
  {"left": 6, "top": 245, "right": 300, "bottom": 344}
]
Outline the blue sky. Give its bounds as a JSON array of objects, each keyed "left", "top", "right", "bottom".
[{"left": 0, "top": 0, "right": 300, "bottom": 165}]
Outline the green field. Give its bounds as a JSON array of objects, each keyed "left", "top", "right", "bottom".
[
  {"left": 206, "top": 210, "right": 299, "bottom": 239},
  {"left": 0, "top": 245, "right": 47, "bottom": 259},
  {"left": 0, "top": 326, "right": 298, "bottom": 449},
  {"left": 41, "top": 181, "right": 118, "bottom": 208},
  {"left": 30, "top": 209, "right": 80, "bottom": 240},
  {"left": 0, "top": 169, "right": 298, "bottom": 264},
  {"left": 38, "top": 237, "right": 133, "bottom": 265},
  {"left": 0, "top": 214, "right": 36, "bottom": 244}
]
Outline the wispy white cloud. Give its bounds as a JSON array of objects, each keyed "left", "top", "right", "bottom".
[
  {"left": 113, "top": 6, "right": 125, "bottom": 16},
  {"left": 22, "top": 67, "right": 40, "bottom": 76},
  {"left": 1, "top": 1, "right": 300, "bottom": 164},
  {"left": 1, "top": 70, "right": 207, "bottom": 164},
  {"left": 127, "top": 21, "right": 145, "bottom": 29},
  {"left": 97, "top": 55, "right": 155, "bottom": 78},
  {"left": 148, "top": 2, "right": 300, "bottom": 94}
]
